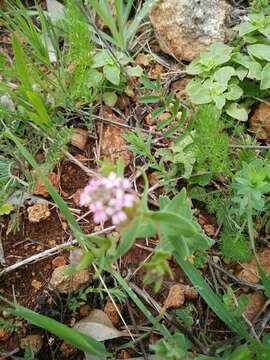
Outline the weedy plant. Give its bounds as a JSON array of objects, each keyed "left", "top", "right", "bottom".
[
  {"left": 0, "top": 0, "right": 97, "bottom": 212},
  {"left": 140, "top": 74, "right": 183, "bottom": 137},
  {"left": 186, "top": 8, "right": 270, "bottom": 121},
  {"left": 87, "top": 0, "right": 155, "bottom": 51},
  {"left": 1, "top": 130, "right": 259, "bottom": 358},
  {"left": 2, "top": 1, "right": 270, "bottom": 359},
  {"left": 68, "top": 285, "right": 126, "bottom": 312}
]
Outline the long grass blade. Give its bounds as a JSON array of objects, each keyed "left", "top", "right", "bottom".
[
  {"left": 114, "top": 272, "right": 169, "bottom": 338},
  {"left": 126, "top": 0, "right": 155, "bottom": 46},
  {"left": 2, "top": 304, "right": 108, "bottom": 356},
  {"left": 12, "top": 35, "right": 32, "bottom": 91},
  {"left": 172, "top": 246, "right": 251, "bottom": 341},
  {"left": 115, "top": 0, "right": 125, "bottom": 49},
  {"left": 89, "top": 0, "right": 121, "bottom": 47}
]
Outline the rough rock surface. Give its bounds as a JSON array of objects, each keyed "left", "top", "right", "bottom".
[
  {"left": 50, "top": 265, "right": 91, "bottom": 294},
  {"left": 27, "top": 202, "right": 50, "bottom": 223},
  {"left": 237, "top": 248, "right": 270, "bottom": 284},
  {"left": 20, "top": 335, "right": 43, "bottom": 354},
  {"left": 249, "top": 102, "right": 270, "bottom": 140},
  {"left": 150, "top": 0, "right": 231, "bottom": 61}
]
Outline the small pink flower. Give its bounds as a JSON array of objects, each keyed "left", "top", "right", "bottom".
[{"left": 80, "top": 173, "right": 137, "bottom": 225}]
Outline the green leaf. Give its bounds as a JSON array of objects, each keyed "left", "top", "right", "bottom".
[
  {"left": 226, "top": 103, "right": 248, "bottom": 121},
  {"left": 92, "top": 50, "right": 113, "bottom": 68},
  {"left": 150, "top": 210, "right": 213, "bottom": 257},
  {"left": 104, "top": 64, "right": 120, "bottom": 85},
  {"left": 6, "top": 304, "right": 108, "bottom": 356},
  {"left": 238, "top": 21, "right": 257, "bottom": 36},
  {"left": 213, "top": 94, "right": 226, "bottom": 109},
  {"left": 225, "top": 84, "right": 243, "bottom": 101},
  {"left": 235, "top": 67, "right": 248, "bottom": 80},
  {"left": 87, "top": 69, "right": 103, "bottom": 87},
  {"left": 88, "top": 0, "right": 121, "bottom": 47},
  {"left": 0, "top": 203, "right": 14, "bottom": 216},
  {"left": 114, "top": 217, "right": 141, "bottom": 258},
  {"left": 259, "top": 24, "right": 270, "bottom": 39},
  {"left": 247, "top": 60, "right": 262, "bottom": 80},
  {"left": 209, "top": 42, "right": 233, "bottom": 64},
  {"left": 12, "top": 35, "right": 32, "bottom": 91},
  {"left": 140, "top": 95, "right": 161, "bottom": 104},
  {"left": 256, "top": 259, "right": 270, "bottom": 299},
  {"left": 233, "top": 53, "right": 262, "bottom": 80},
  {"left": 188, "top": 86, "right": 212, "bottom": 105},
  {"left": 186, "top": 59, "right": 203, "bottom": 75},
  {"left": 213, "top": 66, "right": 235, "bottom": 84},
  {"left": 115, "top": 51, "right": 132, "bottom": 66},
  {"left": 172, "top": 253, "right": 251, "bottom": 340},
  {"left": 114, "top": 272, "right": 169, "bottom": 338},
  {"left": 24, "top": 345, "right": 34, "bottom": 360},
  {"left": 103, "top": 92, "right": 118, "bottom": 107},
  {"left": 248, "top": 44, "right": 270, "bottom": 61},
  {"left": 26, "top": 91, "right": 52, "bottom": 127},
  {"left": 261, "top": 63, "right": 270, "bottom": 89},
  {"left": 125, "top": 65, "right": 143, "bottom": 77},
  {"left": 126, "top": 0, "right": 155, "bottom": 46}
]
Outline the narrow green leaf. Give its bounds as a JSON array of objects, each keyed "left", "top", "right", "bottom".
[
  {"left": 114, "top": 272, "right": 169, "bottom": 338},
  {"left": 114, "top": 217, "right": 141, "bottom": 258},
  {"left": 172, "top": 250, "right": 251, "bottom": 340},
  {"left": 257, "top": 260, "right": 270, "bottom": 299},
  {"left": 140, "top": 95, "right": 161, "bottom": 104},
  {"left": 12, "top": 35, "right": 32, "bottom": 91},
  {"left": 89, "top": 0, "right": 121, "bottom": 47},
  {"left": 26, "top": 91, "right": 52, "bottom": 127},
  {"left": 126, "top": 0, "right": 155, "bottom": 45},
  {"left": 9, "top": 305, "right": 108, "bottom": 356}
]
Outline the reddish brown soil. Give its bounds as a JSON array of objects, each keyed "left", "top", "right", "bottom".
[{"left": 0, "top": 160, "right": 91, "bottom": 358}]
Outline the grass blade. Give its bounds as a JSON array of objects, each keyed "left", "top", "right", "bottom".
[
  {"left": 4, "top": 131, "right": 85, "bottom": 244},
  {"left": 89, "top": 0, "right": 121, "bottom": 48},
  {"left": 12, "top": 35, "right": 32, "bottom": 91},
  {"left": 126, "top": 0, "right": 155, "bottom": 45},
  {"left": 172, "top": 247, "right": 251, "bottom": 341},
  {"left": 114, "top": 272, "right": 169, "bottom": 338},
  {"left": 3, "top": 304, "right": 108, "bottom": 356}
]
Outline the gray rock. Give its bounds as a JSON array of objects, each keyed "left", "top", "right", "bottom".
[
  {"left": 50, "top": 265, "right": 92, "bottom": 294},
  {"left": 150, "top": 0, "right": 231, "bottom": 62}
]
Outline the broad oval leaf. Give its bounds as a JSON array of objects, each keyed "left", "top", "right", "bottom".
[
  {"left": 261, "top": 63, "right": 270, "bottom": 90},
  {"left": 104, "top": 64, "right": 120, "bottom": 85},
  {"left": 238, "top": 21, "right": 257, "bottom": 36},
  {"left": 213, "top": 66, "right": 235, "bottom": 84},
  {"left": 226, "top": 103, "right": 248, "bottom": 121},
  {"left": 225, "top": 84, "right": 243, "bottom": 101},
  {"left": 247, "top": 44, "right": 270, "bottom": 61}
]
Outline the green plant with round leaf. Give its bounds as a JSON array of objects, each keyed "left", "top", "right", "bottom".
[{"left": 186, "top": 10, "right": 270, "bottom": 120}]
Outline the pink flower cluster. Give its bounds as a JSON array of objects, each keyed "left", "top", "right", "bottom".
[{"left": 80, "top": 173, "right": 137, "bottom": 225}]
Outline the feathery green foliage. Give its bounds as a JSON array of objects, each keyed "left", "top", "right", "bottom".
[
  {"left": 191, "top": 105, "right": 231, "bottom": 177},
  {"left": 219, "top": 229, "right": 252, "bottom": 262}
]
